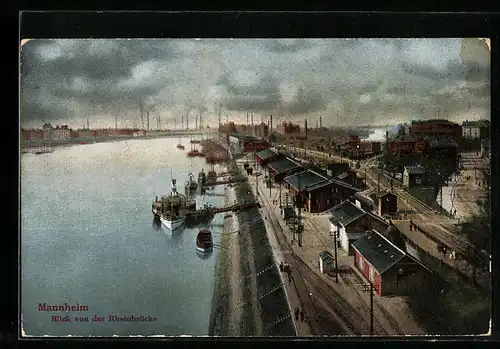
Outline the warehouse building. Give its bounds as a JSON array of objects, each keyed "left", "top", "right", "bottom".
[
  {"left": 266, "top": 157, "right": 304, "bottom": 183},
  {"left": 255, "top": 148, "right": 283, "bottom": 166},
  {"left": 283, "top": 169, "right": 360, "bottom": 213},
  {"left": 352, "top": 229, "right": 431, "bottom": 297},
  {"left": 328, "top": 200, "right": 390, "bottom": 255}
]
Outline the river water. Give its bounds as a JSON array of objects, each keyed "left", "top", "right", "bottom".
[{"left": 20, "top": 137, "right": 226, "bottom": 337}]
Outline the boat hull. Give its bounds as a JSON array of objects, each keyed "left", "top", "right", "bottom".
[
  {"left": 160, "top": 216, "right": 185, "bottom": 231},
  {"left": 196, "top": 245, "right": 214, "bottom": 253}
]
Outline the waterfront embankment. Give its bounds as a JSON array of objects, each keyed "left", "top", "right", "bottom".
[{"left": 208, "top": 160, "right": 295, "bottom": 336}]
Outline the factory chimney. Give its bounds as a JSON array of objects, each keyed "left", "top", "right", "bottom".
[
  {"left": 270, "top": 114, "right": 273, "bottom": 134},
  {"left": 115, "top": 114, "right": 118, "bottom": 130},
  {"left": 195, "top": 113, "right": 198, "bottom": 129},
  {"left": 218, "top": 104, "right": 221, "bottom": 128},
  {"left": 86, "top": 118, "right": 89, "bottom": 130},
  {"left": 304, "top": 119, "right": 308, "bottom": 139},
  {"left": 320, "top": 116, "right": 322, "bottom": 128},
  {"left": 147, "top": 111, "right": 150, "bottom": 131}
]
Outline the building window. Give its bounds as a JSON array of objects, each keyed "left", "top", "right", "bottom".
[{"left": 359, "top": 256, "right": 364, "bottom": 269}]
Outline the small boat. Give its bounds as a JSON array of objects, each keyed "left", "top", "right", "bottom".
[
  {"left": 34, "top": 146, "right": 53, "bottom": 155},
  {"left": 177, "top": 144, "right": 185, "bottom": 150},
  {"left": 196, "top": 229, "right": 213, "bottom": 253},
  {"left": 187, "top": 149, "right": 200, "bottom": 157},
  {"left": 207, "top": 170, "right": 217, "bottom": 182}
]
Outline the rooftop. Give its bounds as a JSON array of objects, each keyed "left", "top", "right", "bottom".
[
  {"left": 267, "top": 157, "right": 303, "bottom": 175},
  {"left": 283, "top": 169, "right": 328, "bottom": 191},
  {"left": 328, "top": 201, "right": 366, "bottom": 226},
  {"left": 404, "top": 165, "right": 426, "bottom": 175},
  {"left": 255, "top": 148, "right": 280, "bottom": 161},
  {"left": 428, "top": 137, "right": 459, "bottom": 148},
  {"left": 351, "top": 229, "right": 405, "bottom": 274},
  {"left": 319, "top": 251, "right": 334, "bottom": 261},
  {"left": 462, "top": 120, "right": 490, "bottom": 127},
  {"left": 379, "top": 191, "right": 397, "bottom": 199},
  {"left": 336, "top": 172, "right": 349, "bottom": 180},
  {"left": 411, "top": 119, "right": 458, "bottom": 126}
]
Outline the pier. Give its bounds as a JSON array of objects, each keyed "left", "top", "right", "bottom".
[
  {"left": 186, "top": 201, "right": 260, "bottom": 219},
  {"left": 203, "top": 176, "right": 247, "bottom": 188}
]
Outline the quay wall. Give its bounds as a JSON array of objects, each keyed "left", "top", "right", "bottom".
[{"left": 208, "top": 158, "right": 295, "bottom": 336}]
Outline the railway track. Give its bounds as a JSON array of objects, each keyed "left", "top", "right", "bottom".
[
  {"left": 256, "top": 179, "right": 371, "bottom": 336},
  {"left": 304, "top": 216, "right": 403, "bottom": 336}
]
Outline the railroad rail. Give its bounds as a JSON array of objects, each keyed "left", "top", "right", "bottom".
[{"left": 255, "top": 179, "right": 373, "bottom": 335}]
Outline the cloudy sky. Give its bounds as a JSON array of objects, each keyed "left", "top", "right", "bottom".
[{"left": 20, "top": 38, "right": 490, "bottom": 129}]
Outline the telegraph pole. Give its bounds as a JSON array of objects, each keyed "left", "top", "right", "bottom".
[
  {"left": 377, "top": 173, "right": 380, "bottom": 195},
  {"left": 297, "top": 171, "right": 303, "bottom": 247},
  {"left": 362, "top": 282, "right": 375, "bottom": 336},
  {"left": 333, "top": 226, "right": 339, "bottom": 283},
  {"left": 370, "top": 283, "right": 374, "bottom": 335}
]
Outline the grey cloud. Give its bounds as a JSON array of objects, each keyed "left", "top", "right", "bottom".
[
  {"left": 218, "top": 73, "right": 282, "bottom": 112},
  {"left": 20, "top": 38, "right": 490, "bottom": 127}
]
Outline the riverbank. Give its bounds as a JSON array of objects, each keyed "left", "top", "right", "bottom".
[{"left": 208, "top": 160, "right": 295, "bottom": 336}]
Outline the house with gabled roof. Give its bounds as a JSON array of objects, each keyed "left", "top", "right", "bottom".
[
  {"left": 283, "top": 169, "right": 360, "bottom": 213},
  {"left": 327, "top": 199, "right": 390, "bottom": 255},
  {"left": 352, "top": 229, "right": 431, "bottom": 296}
]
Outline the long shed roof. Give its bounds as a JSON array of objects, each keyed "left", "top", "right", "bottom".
[
  {"left": 267, "top": 157, "right": 303, "bottom": 174},
  {"left": 351, "top": 229, "right": 405, "bottom": 274}
]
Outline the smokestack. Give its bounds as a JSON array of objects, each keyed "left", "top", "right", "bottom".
[
  {"left": 218, "top": 104, "right": 221, "bottom": 127},
  {"left": 186, "top": 111, "right": 189, "bottom": 130},
  {"left": 195, "top": 113, "right": 198, "bottom": 129},
  {"left": 320, "top": 116, "right": 322, "bottom": 128},
  {"left": 270, "top": 114, "right": 273, "bottom": 133},
  {"left": 305, "top": 119, "right": 308, "bottom": 139},
  {"left": 181, "top": 114, "right": 184, "bottom": 130},
  {"left": 115, "top": 114, "right": 118, "bottom": 130},
  {"left": 147, "top": 111, "right": 150, "bottom": 131},
  {"left": 86, "top": 118, "right": 89, "bottom": 130},
  {"left": 199, "top": 112, "right": 203, "bottom": 129},
  {"left": 246, "top": 112, "right": 249, "bottom": 133}
]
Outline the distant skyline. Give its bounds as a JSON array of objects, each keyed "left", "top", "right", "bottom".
[{"left": 20, "top": 38, "right": 490, "bottom": 129}]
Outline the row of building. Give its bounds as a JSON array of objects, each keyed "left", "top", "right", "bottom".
[
  {"left": 255, "top": 146, "right": 431, "bottom": 297},
  {"left": 21, "top": 123, "right": 147, "bottom": 141}
]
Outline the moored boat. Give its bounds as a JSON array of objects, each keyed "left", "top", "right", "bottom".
[
  {"left": 152, "top": 177, "right": 187, "bottom": 232},
  {"left": 160, "top": 212, "right": 185, "bottom": 231},
  {"left": 177, "top": 144, "right": 185, "bottom": 150},
  {"left": 187, "top": 149, "right": 200, "bottom": 157},
  {"left": 196, "top": 229, "right": 213, "bottom": 253}
]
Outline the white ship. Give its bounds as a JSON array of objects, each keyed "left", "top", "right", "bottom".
[
  {"left": 154, "top": 177, "right": 185, "bottom": 232},
  {"left": 160, "top": 213, "right": 185, "bottom": 231}
]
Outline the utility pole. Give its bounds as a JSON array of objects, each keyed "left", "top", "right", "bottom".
[
  {"left": 333, "top": 225, "right": 339, "bottom": 283},
  {"left": 377, "top": 173, "right": 380, "bottom": 195},
  {"left": 362, "top": 282, "right": 375, "bottom": 336},
  {"left": 297, "top": 171, "right": 303, "bottom": 247},
  {"left": 246, "top": 112, "right": 249, "bottom": 135}
]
